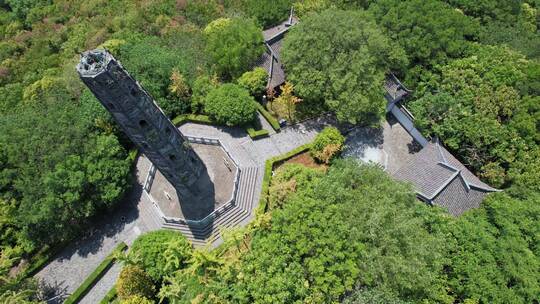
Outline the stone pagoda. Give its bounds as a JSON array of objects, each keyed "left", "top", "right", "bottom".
[{"left": 77, "top": 49, "right": 207, "bottom": 203}]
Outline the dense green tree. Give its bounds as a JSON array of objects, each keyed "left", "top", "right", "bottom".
[
  {"left": 182, "top": 0, "right": 223, "bottom": 27},
  {"left": 478, "top": 3, "right": 540, "bottom": 59},
  {"left": 444, "top": 0, "right": 523, "bottom": 23},
  {"left": 129, "top": 230, "right": 192, "bottom": 282},
  {"left": 368, "top": 0, "right": 479, "bottom": 85},
  {"left": 0, "top": 99, "right": 130, "bottom": 246},
  {"left": 409, "top": 44, "right": 539, "bottom": 187},
  {"left": 4, "top": 0, "right": 47, "bottom": 20},
  {"left": 204, "top": 83, "right": 257, "bottom": 126},
  {"left": 445, "top": 192, "right": 540, "bottom": 303},
  {"left": 220, "top": 161, "right": 450, "bottom": 303},
  {"left": 118, "top": 36, "right": 204, "bottom": 117},
  {"left": 281, "top": 9, "right": 407, "bottom": 124},
  {"left": 242, "top": 0, "right": 292, "bottom": 28},
  {"left": 343, "top": 288, "right": 412, "bottom": 304},
  {"left": 204, "top": 17, "right": 264, "bottom": 79}
]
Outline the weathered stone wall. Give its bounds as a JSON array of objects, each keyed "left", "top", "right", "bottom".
[{"left": 77, "top": 49, "right": 205, "bottom": 200}]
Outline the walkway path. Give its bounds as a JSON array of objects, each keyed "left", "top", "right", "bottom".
[{"left": 36, "top": 115, "right": 333, "bottom": 303}]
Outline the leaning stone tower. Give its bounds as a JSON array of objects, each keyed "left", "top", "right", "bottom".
[{"left": 77, "top": 49, "right": 206, "bottom": 202}]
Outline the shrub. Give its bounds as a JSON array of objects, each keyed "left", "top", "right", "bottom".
[
  {"left": 204, "top": 83, "right": 257, "bottom": 126},
  {"left": 237, "top": 67, "right": 268, "bottom": 97},
  {"left": 129, "top": 230, "right": 191, "bottom": 282},
  {"left": 310, "top": 127, "right": 345, "bottom": 164},
  {"left": 246, "top": 126, "right": 270, "bottom": 139},
  {"left": 116, "top": 265, "right": 155, "bottom": 300},
  {"left": 120, "top": 295, "right": 153, "bottom": 304}
]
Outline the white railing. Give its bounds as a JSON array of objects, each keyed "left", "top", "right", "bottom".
[{"left": 144, "top": 136, "right": 242, "bottom": 227}]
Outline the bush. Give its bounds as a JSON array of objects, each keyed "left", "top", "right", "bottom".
[
  {"left": 204, "top": 83, "right": 257, "bottom": 126},
  {"left": 100, "top": 287, "right": 117, "bottom": 304},
  {"left": 116, "top": 266, "right": 155, "bottom": 300},
  {"left": 172, "top": 114, "right": 214, "bottom": 126},
  {"left": 237, "top": 67, "right": 268, "bottom": 97},
  {"left": 120, "top": 295, "right": 153, "bottom": 304},
  {"left": 129, "top": 230, "right": 191, "bottom": 282},
  {"left": 258, "top": 143, "right": 312, "bottom": 213},
  {"left": 246, "top": 126, "right": 270, "bottom": 139},
  {"left": 191, "top": 74, "right": 219, "bottom": 113},
  {"left": 310, "top": 127, "right": 345, "bottom": 164}
]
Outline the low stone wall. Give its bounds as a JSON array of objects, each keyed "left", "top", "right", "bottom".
[{"left": 143, "top": 136, "right": 242, "bottom": 228}]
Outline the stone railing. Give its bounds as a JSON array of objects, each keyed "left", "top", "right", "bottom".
[
  {"left": 185, "top": 136, "right": 219, "bottom": 146},
  {"left": 144, "top": 136, "right": 242, "bottom": 228},
  {"left": 143, "top": 164, "right": 157, "bottom": 192}
]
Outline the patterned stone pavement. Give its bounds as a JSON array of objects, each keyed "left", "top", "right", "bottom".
[{"left": 36, "top": 115, "right": 334, "bottom": 303}]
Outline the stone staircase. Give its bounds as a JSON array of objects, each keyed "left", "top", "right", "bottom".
[{"left": 161, "top": 166, "right": 260, "bottom": 246}]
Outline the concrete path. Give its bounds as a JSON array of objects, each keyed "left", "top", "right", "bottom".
[
  {"left": 36, "top": 157, "right": 160, "bottom": 303},
  {"left": 256, "top": 112, "right": 276, "bottom": 135},
  {"left": 79, "top": 262, "right": 122, "bottom": 304},
  {"left": 36, "top": 115, "right": 334, "bottom": 303}
]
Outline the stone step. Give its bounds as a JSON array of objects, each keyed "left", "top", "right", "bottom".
[
  {"left": 160, "top": 166, "right": 260, "bottom": 246},
  {"left": 238, "top": 167, "right": 258, "bottom": 210}
]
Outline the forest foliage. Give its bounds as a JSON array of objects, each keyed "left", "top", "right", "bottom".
[{"left": 0, "top": 0, "right": 538, "bottom": 303}]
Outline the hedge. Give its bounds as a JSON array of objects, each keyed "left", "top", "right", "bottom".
[
  {"left": 171, "top": 114, "right": 214, "bottom": 126},
  {"left": 99, "top": 287, "right": 117, "bottom": 304},
  {"left": 254, "top": 102, "right": 281, "bottom": 132},
  {"left": 246, "top": 126, "right": 270, "bottom": 139},
  {"left": 172, "top": 113, "right": 269, "bottom": 140},
  {"left": 257, "top": 143, "right": 312, "bottom": 213},
  {"left": 64, "top": 242, "right": 128, "bottom": 304}
]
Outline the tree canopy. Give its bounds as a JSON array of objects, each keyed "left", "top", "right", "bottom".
[
  {"left": 409, "top": 44, "right": 540, "bottom": 188},
  {"left": 204, "top": 17, "right": 264, "bottom": 79},
  {"left": 443, "top": 192, "right": 540, "bottom": 304},
  {"left": 242, "top": 0, "right": 292, "bottom": 28},
  {"left": 204, "top": 83, "right": 257, "bottom": 126},
  {"left": 368, "top": 0, "right": 479, "bottom": 84},
  {"left": 129, "top": 230, "right": 192, "bottom": 283},
  {"left": 281, "top": 9, "right": 407, "bottom": 124}
]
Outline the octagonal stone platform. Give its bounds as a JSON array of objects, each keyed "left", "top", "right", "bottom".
[
  {"left": 142, "top": 135, "right": 260, "bottom": 246},
  {"left": 148, "top": 142, "right": 238, "bottom": 221}
]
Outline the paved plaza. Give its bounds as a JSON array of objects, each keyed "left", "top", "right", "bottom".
[
  {"left": 35, "top": 113, "right": 420, "bottom": 304},
  {"left": 343, "top": 115, "right": 422, "bottom": 174},
  {"left": 35, "top": 116, "right": 332, "bottom": 303}
]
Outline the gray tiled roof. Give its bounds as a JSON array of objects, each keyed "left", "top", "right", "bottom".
[
  {"left": 262, "top": 16, "right": 299, "bottom": 42},
  {"left": 393, "top": 139, "right": 497, "bottom": 216},
  {"left": 432, "top": 176, "right": 489, "bottom": 216},
  {"left": 255, "top": 13, "right": 298, "bottom": 89},
  {"left": 384, "top": 74, "right": 410, "bottom": 105}
]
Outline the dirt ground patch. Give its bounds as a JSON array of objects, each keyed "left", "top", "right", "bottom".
[{"left": 278, "top": 152, "right": 327, "bottom": 170}]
